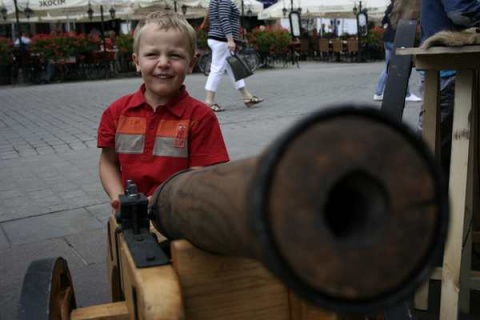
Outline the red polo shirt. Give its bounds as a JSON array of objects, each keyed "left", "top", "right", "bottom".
[{"left": 97, "top": 85, "right": 229, "bottom": 196}]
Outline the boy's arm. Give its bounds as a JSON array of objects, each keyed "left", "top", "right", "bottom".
[{"left": 99, "top": 147, "right": 124, "bottom": 210}]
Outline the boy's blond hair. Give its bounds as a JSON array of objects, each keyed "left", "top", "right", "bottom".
[{"left": 133, "top": 11, "right": 197, "bottom": 58}]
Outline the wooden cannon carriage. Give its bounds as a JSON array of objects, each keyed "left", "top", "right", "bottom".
[{"left": 18, "top": 106, "right": 449, "bottom": 320}]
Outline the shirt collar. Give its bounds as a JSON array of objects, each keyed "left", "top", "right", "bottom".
[{"left": 127, "top": 84, "right": 189, "bottom": 118}]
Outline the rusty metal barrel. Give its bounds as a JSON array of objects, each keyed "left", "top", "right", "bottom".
[{"left": 149, "top": 106, "right": 448, "bottom": 314}]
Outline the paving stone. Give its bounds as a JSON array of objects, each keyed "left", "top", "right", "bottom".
[
  {"left": 1, "top": 152, "right": 19, "bottom": 160},
  {"left": 0, "top": 226, "right": 10, "bottom": 249},
  {"left": 85, "top": 203, "right": 111, "bottom": 224},
  {"left": 2, "top": 208, "right": 103, "bottom": 245},
  {"left": 17, "top": 149, "right": 38, "bottom": 157},
  {"left": 0, "top": 238, "right": 89, "bottom": 320},
  {"left": 68, "top": 142, "right": 88, "bottom": 150},
  {"left": 35, "top": 146, "right": 56, "bottom": 155},
  {"left": 65, "top": 228, "right": 108, "bottom": 265}
]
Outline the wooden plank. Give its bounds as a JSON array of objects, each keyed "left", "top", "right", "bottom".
[
  {"left": 119, "top": 234, "right": 184, "bottom": 319},
  {"left": 288, "top": 292, "right": 339, "bottom": 320},
  {"left": 458, "top": 70, "right": 479, "bottom": 313},
  {"left": 421, "top": 70, "right": 441, "bottom": 160},
  {"left": 414, "top": 281, "right": 430, "bottom": 311},
  {"left": 107, "top": 215, "right": 124, "bottom": 302},
  {"left": 470, "top": 271, "right": 480, "bottom": 290},
  {"left": 171, "top": 240, "right": 290, "bottom": 320},
  {"left": 439, "top": 70, "right": 475, "bottom": 320},
  {"left": 414, "top": 53, "right": 480, "bottom": 71},
  {"left": 397, "top": 45, "right": 480, "bottom": 56},
  {"left": 71, "top": 302, "right": 129, "bottom": 320},
  {"left": 430, "top": 268, "right": 480, "bottom": 291},
  {"left": 397, "top": 46, "right": 480, "bottom": 70}
]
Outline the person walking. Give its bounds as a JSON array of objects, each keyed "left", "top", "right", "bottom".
[
  {"left": 373, "top": 0, "right": 422, "bottom": 102},
  {"left": 14, "top": 32, "right": 31, "bottom": 48},
  {"left": 204, "top": 0, "right": 263, "bottom": 112}
]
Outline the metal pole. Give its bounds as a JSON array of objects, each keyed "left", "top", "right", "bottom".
[
  {"left": 174, "top": 0, "right": 177, "bottom": 12},
  {"left": 12, "top": 0, "right": 25, "bottom": 84},
  {"left": 100, "top": 5, "right": 106, "bottom": 52},
  {"left": 356, "top": 14, "right": 361, "bottom": 61},
  {"left": 12, "top": 0, "right": 21, "bottom": 46}
]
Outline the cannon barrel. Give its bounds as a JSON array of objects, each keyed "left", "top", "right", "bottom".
[{"left": 150, "top": 106, "right": 448, "bottom": 314}]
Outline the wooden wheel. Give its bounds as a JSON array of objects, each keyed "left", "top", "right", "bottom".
[{"left": 18, "top": 257, "right": 77, "bottom": 320}]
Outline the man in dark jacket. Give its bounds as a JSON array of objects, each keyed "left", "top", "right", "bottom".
[
  {"left": 417, "top": 0, "right": 480, "bottom": 171},
  {"left": 373, "top": 0, "right": 421, "bottom": 102}
]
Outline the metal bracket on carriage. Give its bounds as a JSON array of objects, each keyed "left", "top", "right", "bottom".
[{"left": 116, "top": 180, "right": 169, "bottom": 268}]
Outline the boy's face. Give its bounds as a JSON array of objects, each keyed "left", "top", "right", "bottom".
[{"left": 133, "top": 24, "right": 196, "bottom": 106}]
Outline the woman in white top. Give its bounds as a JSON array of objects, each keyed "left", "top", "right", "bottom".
[{"left": 204, "top": 0, "right": 263, "bottom": 112}]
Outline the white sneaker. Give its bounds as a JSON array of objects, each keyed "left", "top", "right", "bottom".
[
  {"left": 373, "top": 94, "right": 383, "bottom": 101},
  {"left": 405, "top": 93, "right": 422, "bottom": 102}
]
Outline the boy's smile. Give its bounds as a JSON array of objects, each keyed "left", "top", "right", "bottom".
[{"left": 133, "top": 24, "right": 196, "bottom": 108}]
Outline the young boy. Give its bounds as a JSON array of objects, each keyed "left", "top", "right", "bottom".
[{"left": 97, "top": 11, "right": 230, "bottom": 210}]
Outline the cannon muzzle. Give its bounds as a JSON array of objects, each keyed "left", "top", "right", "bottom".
[{"left": 150, "top": 106, "right": 448, "bottom": 314}]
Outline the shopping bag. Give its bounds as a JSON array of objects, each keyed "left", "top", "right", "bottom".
[{"left": 226, "top": 52, "right": 253, "bottom": 81}]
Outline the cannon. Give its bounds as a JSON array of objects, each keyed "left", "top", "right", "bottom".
[{"left": 18, "top": 106, "right": 448, "bottom": 320}]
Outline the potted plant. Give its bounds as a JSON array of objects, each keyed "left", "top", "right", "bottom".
[
  {"left": 247, "top": 27, "right": 291, "bottom": 64},
  {"left": 0, "top": 37, "right": 13, "bottom": 85},
  {"left": 115, "top": 33, "right": 134, "bottom": 72},
  {"left": 195, "top": 29, "right": 208, "bottom": 51},
  {"left": 30, "top": 32, "right": 100, "bottom": 63},
  {"left": 30, "top": 34, "right": 66, "bottom": 62},
  {"left": 364, "top": 26, "right": 384, "bottom": 60},
  {"left": 115, "top": 33, "right": 133, "bottom": 55}
]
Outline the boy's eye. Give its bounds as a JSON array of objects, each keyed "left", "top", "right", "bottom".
[
  {"left": 142, "top": 52, "right": 158, "bottom": 59},
  {"left": 170, "top": 53, "right": 184, "bottom": 59}
]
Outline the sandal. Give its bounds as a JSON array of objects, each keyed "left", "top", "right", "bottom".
[
  {"left": 208, "top": 103, "right": 225, "bottom": 112},
  {"left": 244, "top": 96, "right": 264, "bottom": 108}
]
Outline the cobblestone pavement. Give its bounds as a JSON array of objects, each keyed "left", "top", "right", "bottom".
[{"left": 0, "top": 61, "right": 422, "bottom": 320}]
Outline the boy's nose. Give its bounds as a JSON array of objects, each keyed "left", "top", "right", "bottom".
[{"left": 156, "top": 56, "right": 170, "bottom": 67}]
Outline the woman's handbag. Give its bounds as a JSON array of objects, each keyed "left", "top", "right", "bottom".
[{"left": 226, "top": 52, "right": 253, "bottom": 81}]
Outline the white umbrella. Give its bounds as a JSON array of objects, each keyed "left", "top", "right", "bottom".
[
  {"left": 258, "top": 0, "right": 388, "bottom": 20},
  {"left": 1, "top": 0, "right": 133, "bottom": 22},
  {"left": 135, "top": 0, "right": 263, "bottom": 16}
]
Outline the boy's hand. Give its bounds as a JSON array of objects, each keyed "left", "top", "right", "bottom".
[{"left": 110, "top": 198, "right": 120, "bottom": 211}]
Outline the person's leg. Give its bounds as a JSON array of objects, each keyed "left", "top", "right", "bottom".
[
  {"left": 41, "top": 60, "right": 56, "bottom": 83},
  {"left": 224, "top": 59, "right": 263, "bottom": 107},
  {"left": 374, "top": 42, "right": 394, "bottom": 98},
  {"left": 205, "top": 39, "right": 229, "bottom": 107}
]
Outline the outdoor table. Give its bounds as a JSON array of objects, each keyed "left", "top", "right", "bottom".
[{"left": 397, "top": 45, "right": 480, "bottom": 319}]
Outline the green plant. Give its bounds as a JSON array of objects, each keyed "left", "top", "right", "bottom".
[
  {"left": 247, "top": 27, "right": 291, "bottom": 56},
  {"left": 30, "top": 32, "right": 99, "bottom": 62},
  {"left": 195, "top": 29, "right": 208, "bottom": 50},
  {"left": 0, "top": 37, "right": 13, "bottom": 65},
  {"left": 116, "top": 33, "right": 133, "bottom": 55},
  {"left": 77, "top": 34, "right": 100, "bottom": 55},
  {"left": 364, "top": 26, "right": 384, "bottom": 48}
]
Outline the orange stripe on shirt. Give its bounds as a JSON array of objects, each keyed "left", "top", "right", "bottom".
[
  {"left": 117, "top": 116, "right": 146, "bottom": 135},
  {"left": 156, "top": 119, "right": 190, "bottom": 137}
]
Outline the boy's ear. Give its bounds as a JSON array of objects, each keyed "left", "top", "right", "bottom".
[
  {"left": 188, "top": 55, "right": 197, "bottom": 74},
  {"left": 132, "top": 53, "right": 141, "bottom": 73}
]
